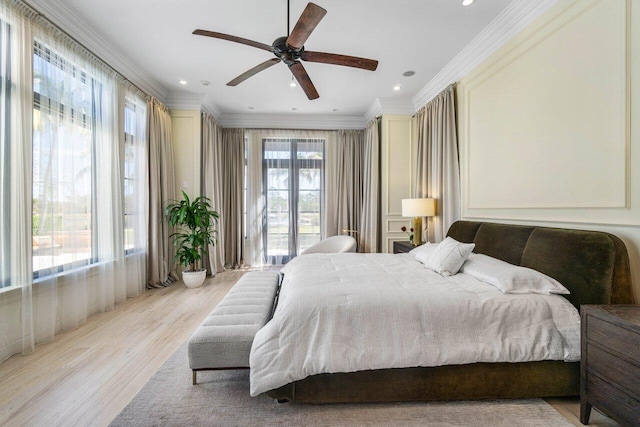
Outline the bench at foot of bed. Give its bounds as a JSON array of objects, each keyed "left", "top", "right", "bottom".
[{"left": 187, "top": 271, "right": 280, "bottom": 385}]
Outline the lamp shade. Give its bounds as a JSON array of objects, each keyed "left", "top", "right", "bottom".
[{"left": 402, "top": 198, "right": 436, "bottom": 217}]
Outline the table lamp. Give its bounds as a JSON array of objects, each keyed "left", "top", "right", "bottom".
[{"left": 401, "top": 198, "right": 436, "bottom": 245}]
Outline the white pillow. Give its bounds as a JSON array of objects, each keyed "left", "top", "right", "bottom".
[
  {"left": 409, "top": 242, "right": 437, "bottom": 265},
  {"left": 425, "top": 237, "right": 475, "bottom": 277},
  {"left": 460, "top": 253, "right": 570, "bottom": 295}
]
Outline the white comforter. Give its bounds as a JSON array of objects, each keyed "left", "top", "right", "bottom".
[{"left": 249, "top": 253, "right": 581, "bottom": 396}]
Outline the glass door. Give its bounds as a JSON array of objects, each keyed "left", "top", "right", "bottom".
[{"left": 263, "top": 138, "right": 323, "bottom": 264}]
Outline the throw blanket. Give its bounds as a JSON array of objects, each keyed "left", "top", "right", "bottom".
[{"left": 249, "top": 253, "right": 580, "bottom": 396}]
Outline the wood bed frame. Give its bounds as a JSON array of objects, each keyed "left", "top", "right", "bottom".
[{"left": 265, "top": 221, "right": 635, "bottom": 403}]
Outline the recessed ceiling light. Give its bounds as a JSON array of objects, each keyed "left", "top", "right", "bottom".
[
  {"left": 201, "top": 80, "right": 211, "bottom": 86},
  {"left": 179, "top": 80, "right": 187, "bottom": 85},
  {"left": 402, "top": 71, "right": 416, "bottom": 77},
  {"left": 462, "top": 0, "right": 474, "bottom": 5},
  {"left": 393, "top": 85, "right": 401, "bottom": 91}
]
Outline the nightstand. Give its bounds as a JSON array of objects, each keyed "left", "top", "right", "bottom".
[
  {"left": 581, "top": 305, "right": 640, "bottom": 426},
  {"left": 393, "top": 241, "right": 420, "bottom": 254}
]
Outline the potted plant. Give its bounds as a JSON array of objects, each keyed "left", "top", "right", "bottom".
[{"left": 165, "top": 191, "right": 219, "bottom": 288}]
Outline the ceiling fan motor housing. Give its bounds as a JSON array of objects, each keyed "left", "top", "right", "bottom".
[{"left": 273, "top": 36, "right": 302, "bottom": 65}]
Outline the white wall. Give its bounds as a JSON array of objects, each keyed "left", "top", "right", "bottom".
[
  {"left": 380, "top": 115, "right": 417, "bottom": 253},
  {"left": 457, "top": 0, "right": 640, "bottom": 299},
  {"left": 170, "top": 109, "right": 202, "bottom": 200}
]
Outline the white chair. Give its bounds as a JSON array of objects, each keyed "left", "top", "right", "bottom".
[{"left": 300, "top": 235, "right": 357, "bottom": 255}]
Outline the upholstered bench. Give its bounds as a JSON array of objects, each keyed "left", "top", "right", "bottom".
[{"left": 188, "top": 271, "right": 280, "bottom": 384}]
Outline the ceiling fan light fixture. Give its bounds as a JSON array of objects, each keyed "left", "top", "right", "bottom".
[
  {"left": 192, "top": 1, "right": 378, "bottom": 100},
  {"left": 290, "top": 76, "right": 297, "bottom": 87}
]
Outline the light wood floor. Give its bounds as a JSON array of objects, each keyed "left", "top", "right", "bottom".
[{"left": 0, "top": 270, "right": 620, "bottom": 427}]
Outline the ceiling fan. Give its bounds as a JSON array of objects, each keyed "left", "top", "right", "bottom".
[{"left": 193, "top": 1, "right": 379, "bottom": 100}]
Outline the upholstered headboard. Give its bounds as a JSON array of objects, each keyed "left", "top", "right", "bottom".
[{"left": 447, "top": 221, "right": 635, "bottom": 309}]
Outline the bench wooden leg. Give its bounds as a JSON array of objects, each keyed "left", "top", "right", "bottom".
[{"left": 193, "top": 370, "right": 197, "bottom": 385}]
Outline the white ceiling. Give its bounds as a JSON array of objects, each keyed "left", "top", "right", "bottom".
[{"left": 31, "top": 0, "right": 517, "bottom": 119}]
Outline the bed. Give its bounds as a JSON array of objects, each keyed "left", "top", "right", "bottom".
[{"left": 252, "top": 221, "right": 634, "bottom": 403}]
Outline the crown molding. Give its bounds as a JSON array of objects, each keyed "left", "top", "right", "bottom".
[
  {"left": 219, "top": 113, "right": 366, "bottom": 130},
  {"left": 164, "top": 91, "right": 206, "bottom": 111},
  {"left": 27, "top": 0, "right": 168, "bottom": 101},
  {"left": 364, "top": 97, "right": 415, "bottom": 122},
  {"left": 364, "top": 99, "right": 384, "bottom": 123},
  {"left": 201, "top": 97, "right": 221, "bottom": 120},
  {"left": 411, "top": 0, "right": 561, "bottom": 111}
]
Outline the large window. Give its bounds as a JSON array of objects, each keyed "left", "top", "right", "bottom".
[
  {"left": 32, "top": 41, "right": 96, "bottom": 275},
  {"left": 0, "top": 18, "right": 11, "bottom": 288},
  {"left": 263, "top": 138, "right": 323, "bottom": 263},
  {"left": 123, "top": 97, "right": 143, "bottom": 252}
]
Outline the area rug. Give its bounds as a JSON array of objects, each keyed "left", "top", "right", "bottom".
[{"left": 111, "top": 343, "right": 574, "bottom": 427}]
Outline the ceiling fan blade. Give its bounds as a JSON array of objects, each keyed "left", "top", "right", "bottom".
[
  {"left": 227, "top": 59, "right": 281, "bottom": 86},
  {"left": 193, "top": 29, "right": 274, "bottom": 52},
  {"left": 286, "top": 2, "right": 327, "bottom": 50},
  {"left": 301, "top": 51, "right": 378, "bottom": 71},
  {"left": 289, "top": 62, "right": 319, "bottom": 100}
]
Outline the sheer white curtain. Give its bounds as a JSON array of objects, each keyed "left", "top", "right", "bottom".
[
  {"left": 0, "top": 0, "right": 35, "bottom": 363},
  {"left": 415, "top": 84, "right": 461, "bottom": 242},
  {"left": 0, "top": 0, "right": 149, "bottom": 365},
  {"left": 245, "top": 129, "right": 335, "bottom": 266},
  {"left": 33, "top": 30, "right": 127, "bottom": 330},
  {"left": 122, "top": 88, "right": 148, "bottom": 297}
]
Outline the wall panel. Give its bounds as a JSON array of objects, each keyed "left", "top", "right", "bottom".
[{"left": 457, "top": 0, "right": 639, "bottom": 299}]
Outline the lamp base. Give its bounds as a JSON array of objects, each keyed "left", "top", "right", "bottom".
[{"left": 412, "top": 217, "right": 422, "bottom": 246}]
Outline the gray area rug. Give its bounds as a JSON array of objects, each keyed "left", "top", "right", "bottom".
[{"left": 111, "top": 343, "right": 574, "bottom": 427}]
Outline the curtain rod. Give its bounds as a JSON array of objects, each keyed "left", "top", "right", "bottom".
[
  {"left": 243, "top": 127, "right": 366, "bottom": 132},
  {"left": 21, "top": 0, "right": 151, "bottom": 99}
]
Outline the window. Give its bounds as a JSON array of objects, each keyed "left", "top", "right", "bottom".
[
  {"left": 263, "top": 138, "right": 324, "bottom": 263},
  {"left": 32, "top": 40, "right": 96, "bottom": 276},
  {"left": 0, "top": 18, "right": 11, "bottom": 288},
  {"left": 123, "top": 97, "right": 140, "bottom": 252}
]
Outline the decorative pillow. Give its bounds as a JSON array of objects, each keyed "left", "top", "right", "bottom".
[
  {"left": 425, "top": 237, "right": 475, "bottom": 277},
  {"left": 460, "top": 253, "right": 570, "bottom": 295},
  {"left": 409, "top": 242, "right": 437, "bottom": 265}
]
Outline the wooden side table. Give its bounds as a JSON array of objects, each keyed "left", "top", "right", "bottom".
[
  {"left": 393, "top": 241, "right": 420, "bottom": 254},
  {"left": 580, "top": 305, "right": 640, "bottom": 426}
]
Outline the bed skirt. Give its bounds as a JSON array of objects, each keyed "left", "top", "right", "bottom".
[{"left": 265, "top": 361, "right": 579, "bottom": 403}]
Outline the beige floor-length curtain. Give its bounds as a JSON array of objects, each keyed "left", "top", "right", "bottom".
[
  {"left": 201, "top": 112, "right": 224, "bottom": 273},
  {"left": 415, "top": 84, "right": 461, "bottom": 242},
  {"left": 325, "top": 128, "right": 380, "bottom": 253},
  {"left": 360, "top": 118, "right": 380, "bottom": 253},
  {"left": 147, "top": 98, "right": 176, "bottom": 287},
  {"left": 220, "top": 128, "right": 245, "bottom": 268},
  {"left": 326, "top": 130, "right": 364, "bottom": 248},
  {"left": 201, "top": 117, "right": 245, "bottom": 272}
]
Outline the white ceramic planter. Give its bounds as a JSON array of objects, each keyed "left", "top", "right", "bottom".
[{"left": 182, "top": 269, "right": 207, "bottom": 288}]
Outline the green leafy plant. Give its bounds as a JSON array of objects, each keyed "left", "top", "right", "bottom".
[{"left": 165, "top": 191, "right": 219, "bottom": 272}]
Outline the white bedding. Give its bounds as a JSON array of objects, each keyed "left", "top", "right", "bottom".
[{"left": 249, "top": 253, "right": 581, "bottom": 396}]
